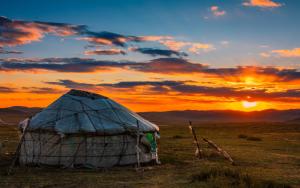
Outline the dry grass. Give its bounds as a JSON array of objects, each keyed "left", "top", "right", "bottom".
[{"left": 0, "top": 121, "right": 300, "bottom": 187}]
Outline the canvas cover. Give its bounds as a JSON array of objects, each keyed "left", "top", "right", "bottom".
[
  {"left": 27, "top": 89, "right": 159, "bottom": 135},
  {"left": 19, "top": 132, "right": 152, "bottom": 168}
]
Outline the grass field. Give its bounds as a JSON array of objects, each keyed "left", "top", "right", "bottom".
[{"left": 0, "top": 122, "right": 299, "bottom": 187}]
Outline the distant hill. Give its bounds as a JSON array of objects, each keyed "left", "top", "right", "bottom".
[
  {"left": 139, "top": 109, "right": 300, "bottom": 124},
  {"left": 0, "top": 106, "right": 42, "bottom": 115},
  {"left": 1, "top": 106, "right": 300, "bottom": 125},
  {"left": 0, "top": 106, "right": 42, "bottom": 125},
  {"left": 286, "top": 117, "right": 300, "bottom": 123}
]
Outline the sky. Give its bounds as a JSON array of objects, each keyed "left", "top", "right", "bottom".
[{"left": 1, "top": 0, "right": 300, "bottom": 112}]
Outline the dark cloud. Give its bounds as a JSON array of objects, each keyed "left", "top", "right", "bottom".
[
  {"left": 98, "top": 80, "right": 300, "bottom": 101},
  {"left": 99, "top": 80, "right": 183, "bottom": 88},
  {"left": 81, "top": 31, "right": 141, "bottom": 47},
  {"left": 5, "top": 76, "right": 300, "bottom": 102},
  {"left": 45, "top": 79, "right": 99, "bottom": 89},
  {"left": 0, "top": 86, "right": 16, "bottom": 93},
  {"left": 131, "top": 47, "right": 188, "bottom": 57},
  {"left": 100, "top": 80, "right": 183, "bottom": 92},
  {"left": 202, "top": 66, "right": 300, "bottom": 82},
  {"left": 84, "top": 49, "right": 126, "bottom": 56},
  {"left": 1, "top": 57, "right": 300, "bottom": 83},
  {"left": 130, "top": 58, "right": 206, "bottom": 74},
  {"left": 22, "top": 87, "right": 64, "bottom": 94},
  {"left": 0, "top": 47, "right": 22, "bottom": 54},
  {"left": 0, "top": 57, "right": 138, "bottom": 72}
]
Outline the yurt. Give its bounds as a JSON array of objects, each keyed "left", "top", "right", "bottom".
[{"left": 18, "top": 89, "right": 159, "bottom": 168}]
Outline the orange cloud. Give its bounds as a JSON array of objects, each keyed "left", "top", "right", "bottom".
[
  {"left": 160, "top": 40, "right": 214, "bottom": 53},
  {"left": 271, "top": 48, "right": 300, "bottom": 57},
  {"left": 188, "top": 43, "right": 215, "bottom": 53},
  {"left": 139, "top": 35, "right": 215, "bottom": 54},
  {"left": 138, "top": 36, "right": 173, "bottom": 41},
  {"left": 0, "top": 16, "right": 83, "bottom": 47},
  {"left": 159, "top": 40, "right": 188, "bottom": 51},
  {"left": 79, "top": 37, "right": 114, "bottom": 45},
  {"left": 243, "top": 0, "right": 282, "bottom": 8}
]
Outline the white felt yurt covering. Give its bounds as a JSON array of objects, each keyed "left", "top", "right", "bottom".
[{"left": 18, "top": 89, "right": 159, "bottom": 168}]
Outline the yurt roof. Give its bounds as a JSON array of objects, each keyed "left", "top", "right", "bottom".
[{"left": 26, "top": 89, "right": 159, "bottom": 135}]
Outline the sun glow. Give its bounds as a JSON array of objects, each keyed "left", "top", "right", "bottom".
[{"left": 242, "top": 100, "right": 257, "bottom": 108}]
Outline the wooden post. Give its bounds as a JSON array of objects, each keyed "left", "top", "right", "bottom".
[
  {"left": 188, "top": 121, "right": 203, "bottom": 159},
  {"left": 7, "top": 117, "right": 31, "bottom": 175},
  {"left": 202, "top": 138, "right": 235, "bottom": 165}
]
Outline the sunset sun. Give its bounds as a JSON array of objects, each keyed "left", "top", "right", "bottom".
[{"left": 242, "top": 101, "right": 257, "bottom": 109}]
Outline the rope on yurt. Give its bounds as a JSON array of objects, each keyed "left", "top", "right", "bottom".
[
  {"left": 58, "top": 135, "right": 62, "bottom": 167},
  {"left": 84, "top": 135, "right": 88, "bottom": 165},
  {"left": 64, "top": 137, "right": 85, "bottom": 168},
  {"left": 116, "top": 134, "right": 128, "bottom": 165},
  {"left": 66, "top": 95, "right": 130, "bottom": 131},
  {"left": 37, "top": 129, "right": 43, "bottom": 166},
  {"left": 76, "top": 99, "right": 108, "bottom": 166},
  {"left": 78, "top": 100, "right": 98, "bottom": 132},
  {"left": 29, "top": 131, "right": 35, "bottom": 164},
  {"left": 136, "top": 120, "right": 141, "bottom": 169}
]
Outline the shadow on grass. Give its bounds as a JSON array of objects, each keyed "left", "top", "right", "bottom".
[
  {"left": 172, "top": 135, "right": 185, "bottom": 139},
  {"left": 238, "top": 134, "right": 262, "bottom": 141}
]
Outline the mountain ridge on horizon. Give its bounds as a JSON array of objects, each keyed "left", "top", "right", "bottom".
[
  {"left": 2, "top": 105, "right": 300, "bottom": 113},
  {"left": 1, "top": 106, "right": 300, "bottom": 125}
]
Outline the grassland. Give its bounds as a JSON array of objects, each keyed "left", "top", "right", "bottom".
[{"left": 0, "top": 122, "right": 299, "bottom": 187}]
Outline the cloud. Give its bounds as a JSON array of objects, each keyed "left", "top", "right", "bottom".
[
  {"left": 271, "top": 48, "right": 300, "bottom": 57},
  {"left": 243, "top": 0, "right": 282, "bottom": 8},
  {"left": 130, "top": 58, "right": 206, "bottom": 74},
  {"left": 21, "top": 87, "right": 64, "bottom": 94},
  {"left": 5, "top": 76, "right": 300, "bottom": 102},
  {"left": 0, "top": 57, "right": 138, "bottom": 72},
  {"left": 159, "top": 40, "right": 188, "bottom": 51},
  {"left": 0, "top": 16, "right": 216, "bottom": 57},
  {"left": 0, "top": 16, "right": 173, "bottom": 49},
  {"left": 97, "top": 80, "right": 300, "bottom": 102},
  {"left": 260, "top": 52, "right": 271, "bottom": 57},
  {"left": 133, "top": 58, "right": 300, "bottom": 82},
  {"left": 0, "top": 57, "right": 206, "bottom": 74},
  {"left": 188, "top": 43, "right": 215, "bottom": 53},
  {"left": 100, "top": 80, "right": 183, "bottom": 88},
  {"left": 78, "top": 31, "right": 141, "bottom": 47},
  {"left": 0, "top": 16, "right": 86, "bottom": 47},
  {"left": 220, "top": 41, "right": 229, "bottom": 45},
  {"left": 0, "top": 86, "right": 16, "bottom": 93},
  {"left": 45, "top": 79, "right": 99, "bottom": 90},
  {"left": 138, "top": 36, "right": 173, "bottom": 41},
  {"left": 160, "top": 40, "right": 215, "bottom": 53},
  {"left": 0, "top": 47, "right": 22, "bottom": 54},
  {"left": 130, "top": 47, "right": 188, "bottom": 57},
  {"left": 138, "top": 35, "right": 215, "bottom": 54},
  {"left": 2, "top": 57, "right": 300, "bottom": 82},
  {"left": 84, "top": 48, "right": 126, "bottom": 56},
  {"left": 210, "top": 6, "right": 226, "bottom": 17},
  {"left": 203, "top": 66, "right": 300, "bottom": 82}
]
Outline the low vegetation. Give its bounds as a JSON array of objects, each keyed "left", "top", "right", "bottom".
[
  {"left": 0, "top": 122, "right": 299, "bottom": 187},
  {"left": 191, "top": 167, "right": 291, "bottom": 188}
]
